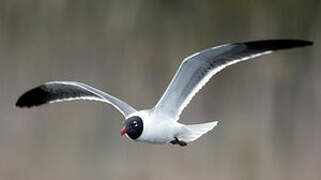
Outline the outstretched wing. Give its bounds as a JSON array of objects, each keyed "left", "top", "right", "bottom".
[
  {"left": 153, "top": 39, "right": 313, "bottom": 121},
  {"left": 16, "top": 81, "right": 136, "bottom": 117}
]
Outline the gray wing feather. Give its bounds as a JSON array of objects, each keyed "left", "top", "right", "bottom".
[
  {"left": 153, "top": 40, "right": 312, "bottom": 120},
  {"left": 16, "top": 81, "right": 136, "bottom": 117}
]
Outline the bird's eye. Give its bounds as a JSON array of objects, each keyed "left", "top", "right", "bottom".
[{"left": 132, "top": 121, "right": 138, "bottom": 127}]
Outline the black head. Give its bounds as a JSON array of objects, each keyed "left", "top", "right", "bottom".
[{"left": 120, "top": 116, "right": 143, "bottom": 140}]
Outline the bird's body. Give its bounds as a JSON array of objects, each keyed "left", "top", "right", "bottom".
[
  {"left": 134, "top": 111, "right": 181, "bottom": 144},
  {"left": 16, "top": 39, "right": 312, "bottom": 146},
  {"left": 127, "top": 110, "right": 213, "bottom": 144}
]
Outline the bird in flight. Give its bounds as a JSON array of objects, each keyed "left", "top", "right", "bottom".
[{"left": 16, "top": 39, "right": 312, "bottom": 146}]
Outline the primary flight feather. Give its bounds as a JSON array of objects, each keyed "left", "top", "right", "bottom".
[{"left": 16, "top": 39, "right": 313, "bottom": 146}]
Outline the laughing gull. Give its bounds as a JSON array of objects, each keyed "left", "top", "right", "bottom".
[{"left": 16, "top": 39, "right": 313, "bottom": 146}]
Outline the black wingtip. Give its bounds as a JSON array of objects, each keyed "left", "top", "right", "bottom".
[
  {"left": 16, "top": 99, "right": 23, "bottom": 107},
  {"left": 16, "top": 96, "right": 32, "bottom": 108},
  {"left": 244, "top": 39, "right": 313, "bottom": 51},
  {"left": 16, "top": 94, "right": 27, "bottom": 108},
  {"left": 16, "top": 86, "right": 49, "bottom": 108}
]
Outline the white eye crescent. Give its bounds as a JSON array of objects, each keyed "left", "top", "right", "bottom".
[{"left": 132, "top": 121, "right": 138, "bottom": 127}]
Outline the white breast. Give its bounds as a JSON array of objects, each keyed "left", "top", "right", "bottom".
[{"left": 127, "top": 110, "right": 183, "bottom": 144}]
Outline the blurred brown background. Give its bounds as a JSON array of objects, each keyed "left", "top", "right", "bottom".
[{"left": 0, "top": 0, "right": 320, "bottom": 180}]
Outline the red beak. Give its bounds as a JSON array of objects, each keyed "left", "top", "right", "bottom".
[{"left": 120, "top": 128, "right": 128, "bottom": 137}]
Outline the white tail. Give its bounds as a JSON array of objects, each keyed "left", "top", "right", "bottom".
[{"left": 177, "top": 121, "right": 218, "bottom": 143}]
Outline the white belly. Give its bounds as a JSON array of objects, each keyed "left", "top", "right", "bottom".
[{"left": 137, "top": 121, "right": 182, "bottom": 144}]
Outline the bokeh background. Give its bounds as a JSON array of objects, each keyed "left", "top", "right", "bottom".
[{"left": 0, "top": 0, "right": 320, "bottom": 180}]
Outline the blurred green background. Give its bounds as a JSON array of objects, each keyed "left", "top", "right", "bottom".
[{"left": 0, "top": 0, "right": 320, "bottom": 180}]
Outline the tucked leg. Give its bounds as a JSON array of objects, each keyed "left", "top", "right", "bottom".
[
  {"left": 170, "top": 139, "right": 178, "bottom": 144},
  {"left": 170, "top": 137, "right": 187, "bottom": 147}
]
